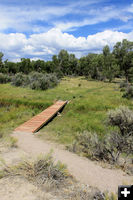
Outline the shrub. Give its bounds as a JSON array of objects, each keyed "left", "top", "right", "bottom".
[
  {"left": 119, "top": 82, "right": 128, "bottom": 88},
  {"left": 120, "top": 87, "right": 126, "bottom": 92},
  {"left": 71, "top": 106, "right": 133, "bottom": 164},
  {"left": 123, "top": 86, "right": 133, "bottom": 99},
  {"left": 0, "top": 73, "right": 11, "bottom": 83},
  {"left": 71, "top": 187, "right": 105, "bottom": 200},
  {"left": 11, "top": 73, "right": 29, "bottom": 87},
  {"left": 11, "top": 72, "right": 59, "bottom": 90},
  {"left": 0, "top": 131, "right": 3, "bottom": 138},
  {"left": 29, "top": 72, "right": 59, "bottom": 90},
  {"left": 1, "top": 152, "right": 69, "bottom": 187},
  {"left": 30, "top": 80, "right": 41, "bottom": 90},
  {"left": 107, "top": 106, "right": 133, "bottom": 136},
  {"left": 74, "top": 131, "right": 110, "bottom": 161},
  {"left": 73, "top": 130, "right": 133, "bottom": 164}
]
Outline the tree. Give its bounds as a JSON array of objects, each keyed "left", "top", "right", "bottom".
[
  {"left": 45, "top": 61, "right": 55, "bottom": 73},
  {"left": 31, "top": 60, "right": 45, "bottom": 72},
  {"left": 77, "top": 56, "right": 89, "bottom": 76},
  {"left": 0, "top": 52, "right": 4, "bottom": 72},
  {"left": 103, "top": 45, "right": 118, "bottom": 82},
  {"left": 5, "top": 61, "right": 18, "bottom": 74},
  {"left": 52, "top": 55, "right": 62, "bottom": 76},
  {"left": 19, "top": 58, "right": 31, "bottom": 74},
  {"left": 89, "top": 54, "right": 104, "bottom": 80},
  {"left": 68, "top": 54, "right": 78, "bottom": 75},
  {"left": 58, "top": 50, "right": 69, "bottom": 75},
  {"left": 113, "top": 39, "right": 133, "bottom": 84}
]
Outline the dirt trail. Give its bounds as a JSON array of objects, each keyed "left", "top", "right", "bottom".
[{"left": 13, "top": 131, "right": 133, "bottom": 193}]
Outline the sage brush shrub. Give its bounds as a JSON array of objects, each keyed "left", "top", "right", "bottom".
[
  {"left": 123, "top": 85, "right": 133, "bottom": 99},
  {"left": 29, "top": 72, "right": 59, "bottom": 90},
  {"left": 74, "top": 131, "right": 120, "bottom": 163},
  {"left": 75, "top": 131, "right": 110, "bottom": 161},
  {"left": 11, "top": 72, "right": 29, "bottom": 87},
  {"left": 107, "top": 106, "right": 133, "bottom": 136},
  {"left": 73, "top": 106, "right": 133, "bottom": 164},
  {"left": 1, "top": 153, "right": 69, "bottom": 186},
  {"left": 0, "top": 73, "right": 11, "bottom": 83},
  {"left": 11, "top": 72, "right": 59, "bottom": 90},
  {"left": 119, "top": 82, "right": 128, "bottom": 88},
  {"left": 75, "top": 131, "right": 133, "bottom": 164}
]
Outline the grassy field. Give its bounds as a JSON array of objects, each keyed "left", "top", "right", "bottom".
[{"left": 0, "top": 77, "right": 133, "bottom": 145}]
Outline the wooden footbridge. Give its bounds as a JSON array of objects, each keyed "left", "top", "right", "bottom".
[{"left": 14, "top": 100, "right": 68, "bottom": 133}]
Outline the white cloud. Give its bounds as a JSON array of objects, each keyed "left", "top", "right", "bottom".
[
  {"left": 0, "top": 28, "right": 133, "bottom": 61},
  {"left": 0, "top": 33, "right": 27, "bottom": 51},
  {"left": 54, "top": 5, "right": 133, "bottom": 31},
  {"left": 0, "top": 1, "right": 133, "bottom": 33},
  {"left": 0, "top": 4, "right": 73, "bottom": 33},
  {"left": 0, "top": 1, "right": 99, "bottom": 33}
]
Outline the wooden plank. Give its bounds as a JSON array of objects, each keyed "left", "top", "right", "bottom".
[{"left": 14, "top": 100, "right": 68, "bottom": 133}]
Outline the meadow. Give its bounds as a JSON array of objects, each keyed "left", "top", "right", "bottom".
[{"left": 0, "top": 77, "right": 133, "bottom": 145}]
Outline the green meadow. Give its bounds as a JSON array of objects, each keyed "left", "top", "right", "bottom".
[{"left": 0, "top": 77, "right": 133, "bottom": 145}]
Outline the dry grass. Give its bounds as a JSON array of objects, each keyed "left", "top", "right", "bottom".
[
  {"left": 0, "top": 152, "right": 70, "bottom": 188},
  {"left": 0, "top": 152, "right": 118, "bottom": 200}
]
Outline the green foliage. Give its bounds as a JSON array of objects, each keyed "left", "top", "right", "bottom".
[
  {"left": 0, "top": 73, "right": 11, "bottom": 83},
  {"left": 4, "top": 60, "right": 18, "bottom": 73},
  {"left": 0, "top": 52, "right": 4, "bottom": 70},
  {"left": 103, "top": 45, "right": 119, "bottom": 82},
  {"left": 0, "top": 39, "right": 133, "bottom": 84},
  {"left": 113, "top": 39, "right": 133, "bottom": 83}
]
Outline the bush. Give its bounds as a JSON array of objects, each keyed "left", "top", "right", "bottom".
[
  {"left": 73, "top": 130, "right": 133, "bottom": 164},
  {"left": 70, "top": 106, "right": 133, "bottom": 164},
  {"left": 74, "top": 131, "right": 110, "bottom": 161},
  {"left": 123, "top": 86, "right": 133, "bottom": 99},
  {"left": 0, "top": 73, "right": 11, "bottom": 83},
  {"left": 11, "top": 73, "right": 29, "bottom": 87},
  {"left": 107, "top": 106, "right": 133, "bottom": 136},
  {"left": 11, "top": 72, "right": 59, "bottom": 90},
  {"left": 29, "top": 72, "right": 59, "bottom": 90},
  {"left": 119, "top": 82, "right": 128, "bottom": 88},
  {"left": 1, "top": 152, "right": 69, "bottom": 187}
]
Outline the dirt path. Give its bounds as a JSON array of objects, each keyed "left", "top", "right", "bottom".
[{"left": 13, "top": 131, "right": 133, "bottom": 193}]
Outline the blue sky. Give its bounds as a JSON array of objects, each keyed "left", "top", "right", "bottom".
[{"left": 0, "top": 0, "right": 133, "bottom": 61}]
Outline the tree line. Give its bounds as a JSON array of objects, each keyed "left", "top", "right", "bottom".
[{"left": 0, "top": 39, "right": 133, "bottom": 83}]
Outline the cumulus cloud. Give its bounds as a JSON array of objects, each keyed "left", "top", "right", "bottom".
[{"left": 0, "top": 28, "right": 133, "bottom": 61}]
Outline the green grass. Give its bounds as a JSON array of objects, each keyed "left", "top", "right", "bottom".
[
  {"left": 0, "top": 77, "right": 133, "bottom": 145},
  {"left": 0, "top": 104, "right": 40, "bottom": 146}
]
